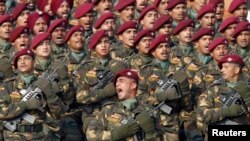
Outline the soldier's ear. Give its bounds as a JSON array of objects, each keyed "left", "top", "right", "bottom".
[
  {"left": 131, "top": 82, "right": 137, "bottom": 89},
  {"left": 140, "top": 19, "right": 144, "bottom": 26},
  {"left": 234, "top": 65, "right": 241, "bottom": 74},
  {"left": 118, "top": 35, "right": 123, "bottom": 41}
]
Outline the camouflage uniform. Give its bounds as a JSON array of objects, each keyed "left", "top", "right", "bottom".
[
  {"left": 110, "top": 42, "right": 137, "bottom": 61},
  {"left": 129, "top": 52, "right": 153, "bottom": 71},
  {"left": 86, "top": 98, "right": 159, "bottom": 141},
  {"left": 75, "top": 56, "right": 128, "bottom": 131},
  {"left": 0, "top": 38, "right": 13, "bottom": 61},
  {"left": 0, "top": 74, "right": 65, "bottom": 141},
  {"left": 231, "top": 45, "right": 250, "bottom": 73},
  {"left": 50, "top": 42, "right": 69, "bottom": 60},
  {"left": 196, "top": 81, "right": 249, "bottom": 140}
]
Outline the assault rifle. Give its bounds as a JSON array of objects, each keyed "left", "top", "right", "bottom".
[
  {"left": 3, "top": 67, "right": 59, "bottom": 132},
  {"left": 90, "top": 69, "right": 115, "bottom": 91}
]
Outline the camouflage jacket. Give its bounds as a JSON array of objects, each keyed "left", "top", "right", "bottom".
[
  {"left": 110, "top": 42, "right": 137, "bottom": 61},
  {"left": 129, "top": 52, "right": 153, "bottom": 71}
]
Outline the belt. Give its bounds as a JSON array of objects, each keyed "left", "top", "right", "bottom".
[{"left": 17, "top": 124, "right": 43, "bottom": 132}]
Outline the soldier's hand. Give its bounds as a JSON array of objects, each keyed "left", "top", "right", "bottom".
[
  {"left": 34, "top": 78, "right": 57, "bottom": 103},
  {"left": 20, "top": 98, "right": 42, "bottom": 110},
  {"left": 94, "top": 83, "right": 116, "bottom": 101},
  {"left": 111, "top": 122, "right": 140, "bottom": 141},
  {"left": 136, "top": 111, "right": 155, "bottom": 132},
  {"left": 156, "top": 86, "right": 179, "bottom": 102},
  {"left": 172, "top": 70, "right": 190, "bottom": 95},
  {"left": 221, "top": 104, "right": 245, "bottom": 117}
]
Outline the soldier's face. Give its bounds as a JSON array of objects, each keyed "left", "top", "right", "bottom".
[
  {"left": 16, "top": 10, "right": 30, "bottom": 27},
  {"left": 17, "top": 55, "right": 34, "bottom": 73},
  {"left": 215, "top": 3, "right": 224, "bottom": 21},
  {"left": 170, "top": 4, "right": 186, "bottom": 21},
  {"left": 13, "top": 33, "right": 30, "bottom": 51},
  {"left": 120, "top": 6, "right": 135, "bottom": 22},
  {"left": 51, "top": 26, "right": 66, "bottom": 45},
  {"left": 44, "top": 0, "right": 53, "bottom": 16},
  {"left": 68, "top": 31, "right": 85, "bottom": 51},
  {"left": 0, "top": 2, "right": 6, "bottom": 15},
  {"left": 116, "top": 76, "right": 137, "bottom": 100},
  {"left": 210, "top": 45, "right": 228, "bottom": 62},
  {"left": 0, "top": 22, "right": 12, "bottom": 40},
  {"left": 196, "top": 35, "right": 213, "bottom": 55},
  {"left": 158, "top": 23, "right": 172, "bottom": 36},
  {"left": 192, "top": 0, "right": 207, "bottom": 12},
  {"left": 152, "top": 42, "right": 171, "bottom": 61},
  {"left": 223, "top": 24, "right": 237, "bottom": 42},
  {"left": 199, "top": 13, "right": 216, "bottom": 29},
  {"left": 178, "top": 27, "right": 194, "bottom": 44},
  {"left": 236, "top": 31, "right": 250, "bottom": 48},
  {"left": 221, "top": 63, "right": 240, "bottom": 82},
  {"left": 100, "top": 19, "right": 115, "bottom": 37},
  {"left": 140, "top": 11, "right": 158, "bottom": 29},
  {"left": 157, "top": 0, "right": 168, "bottom": 15},
  {"left": 56, "top": 1, "right": 71, "bottom": 19},
  {"left": 119, "top": 28, "right": 137, "bottom": 48},
  {"left": 33, "top": 40, "right": 51, "bottom": 58},
  {"left": 94, "top": 37, "right": 110, "bottom": 58},
  {"left": 136, "top": 36, "right": 153, "bottom": 55},
  {"left": 233, "top": 4, "right": 248, "bottom": 22},
  {"left": 33, "top": 18, "right": 48, "bottom": 35},
  {"left": 96, "top": 0, "right": 112, "bottom": 15},
  {"left": 79, "top": 13, "right": 94, "bottom": 30},
  {"left": 136, "top": 0, "right": 147, "bottom": 11}
]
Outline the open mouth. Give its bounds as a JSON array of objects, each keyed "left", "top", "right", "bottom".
[{"left": 116, "top": 88, "right": 123, "bottom": 93}]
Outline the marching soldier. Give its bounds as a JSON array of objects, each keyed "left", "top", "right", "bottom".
[
  {"left": 27, "top": 11, "right": 50, "bottom": 36},
  {"left": 208, "top": 0, "right": 224, "bottom": 32},
  {"left": 196, "top": 4, "right": 216, "bottom": 30},
  {"left": 138, "top": 6, "right": 158, "bottom": 30},
  {"left": 228, "top": 0, "right": 248, "bottom": 22},
  {"left": 86, "top": 69, "right": 159, "bottom": 141},
  {"left": 196, "top": 54, "right": 249, "bottom": 141},
  {"left": 50, "top": 0, "right": 73, "bottom": 20},
  {"left": 12, "top": 3, "right": 30, "bottom": 27},
  {"left": 114, "top": 0, "right": 136, "bottom": 24}
]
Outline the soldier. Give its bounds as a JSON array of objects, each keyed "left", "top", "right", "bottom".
[
  {"left": 0, "top": 14, "right": 13, "bottom": 60},
  {"left": 196, "top": 4, "right": 216, "bottom": 30},
  {"left": 2, "top": 48, "right": 66, "bottom": 140},
  {"left": 27, "top": 11, "right": 50, "bottom": 36},
  {"left": 187, "top": 0, "right": 207, "bottom": 22},
  {"left": 114, "top": 0, "right": 136, "bottom": 24},
  {"left": 50, "top": 0, "right": 73, "bottom": 20},
  {"left": 138, "top": 5, "right": 158, "bottom": 30},
  {"left": 129, "top": 29, "right": 155, "bottom": 71},
  {"left": 218, "top": 16, "right": 239, "bottom": 51},
  {"left": 93, "top": 0, "right": 113, "bottom": 16},
  {"left": 166, "top": 0, "right": 187, "bottom": 28},
  {"left": 75, "top": 30, "right": 127, "bottom": 133},
  {"left": 135, "top": 0, "right": 148, "bottom": 20},
  {"left": 110, "top": 21, "right": 138, "bottom": 61},
  {"left": 231, "top": 21, "right": 250, "bottom": 73},
  {"left": 0, "top": 0, "right": 5, "bottom": 15},
  {"left": 139, "top": 34, "right": 191, "bottom": 141},
  {"left": 47, "top": 19, "right": 69, "bottom": 59},
  {"left": 36, "top": 0, "right": 53, "bottom": 17},
  {"left": 208, "top": 0, "right": 224, "bottom": 32},
  {"left": 8, "top": 26, "right": 30, "bottom": 62},
  {"left": 153, "top": 0, "right": 169, "bottom": 15},
  {"left": 94, "top": 12, "right": 118, "bottom": 45},
  {"left": 86, "top": 69, "right": 159, "bottom": 140},
  {"left": 12, "top": 3, "right": 30, "bottom": 27},
  {"left": 196, "top": 54, "right": 249, "bottom": 141},
  {"left": 152, "top": 15, "right": 172, "bottom": 37},
  {"left": 228, "top": 0, "right": 248, "bottom": 22}
]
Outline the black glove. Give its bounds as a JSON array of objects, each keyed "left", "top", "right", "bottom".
[
  {"left": 172, "top": 70, "right": 190, "bottom": 95},
  {"left": 136, "top": 111, "right": 155, "bottom": 135},
  {"left": 156, "top": 86, "right": 179, "bottom": 102},
  {"left": 221, "top": 104, "right": 244, "bottom": 117},
  {"left": 111, "top": 122, "right": 140, "bottom": 141},
  {"left": 19, "top": 98, "right": 42, "bottom": 110}
]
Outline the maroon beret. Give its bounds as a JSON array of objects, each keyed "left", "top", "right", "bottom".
[
  {"left": 197, "top": 4, "right": 216, "bottom": 19},
  {"left": 31, "top": 33, "right": 50, "bottom": 49},
  {"left": 92, "top": 0, "right": 100, "bottom": 5},
  {"left": 14, "top": 48, "right": 35, "bottom": 69},
  {"left": 64, "top": 25, "right": 84, "bottom": 42},
  {"left": 115, "top": 0, "right": 135, "bottom": 11},
  {"left": 134, "top": 29, "right": 155, "bottom": 45},
  {"left": 219, "top": 16, "right": 239, "bottom": 32},
  {"left": 208, "top": 0, "right": 223, "bottom": 6},
  {"left": 36, "top": 0, "right": 48, "bottom": 12},
  {"left": 192, "top": 28, "right": 214, "bottom": 42},
  {"left": 48, "top": 19, "right": 67, "bottom": 33},
  {"left": 95, "top": 12, "right": 115, "bottom": 29},
  {"left": 233, "top": 21, "right": 250, "bottom": 38},
  {"left": 138, "top": 6, "right": 157, "bottom": 22},
  {"left": 89, "top": 30, "right": 109, "bottom": 49},
  {"left": 149, "top": 34, "right": 169, "bottom": 52},
  {"left": 229, "top": 0, "right": 247, "bottom": 13},
  {"left": 12, "top": 3, "right": 29, "bottom": 20},
  {"left": 153, "top": 0, "right": 161, "bottom": 7},
  {"left": 218, "top": 54, "right": 244, "bottom": 69},
  {"left": 173, "top": 19, "right": 194, "bottom": 35},
  {"left": 116, "top": 21, "right": 138, "bottom": 35},
  {"left": 50, "top": 0, "right": 73, "bottom": 14},
  {"left": 9, "top": 26, "right": 29, "bottom": 43},
  {"left": 208, "top": 37, "right": 228, "bottom": 52},
  {"left": 113, "top": 69, "right": 139, "bottom": 85},
  {"left": 152, "top": 14, "right": 172, "bottom": 31},
  {"left": 0, "top": 14, "right": 12, "bottom": 25},
  {"left": 74, "top": 3, "right": 94, "bottom": 19},
  {"left": 0, "top": 0, "right": 5, "bottom": 3},
  {"left": 27, "top": 11, "right": 50, "bottom": 30},
  {"left": 166, "top": 0, "right": 186, "bottom": 10}
]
